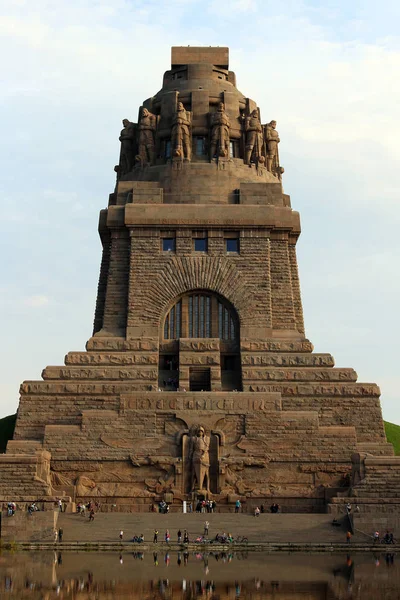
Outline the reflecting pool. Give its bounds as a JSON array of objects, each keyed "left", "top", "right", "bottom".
[{"left": 0, "top": 551, "right": 399, "bottom": 598}]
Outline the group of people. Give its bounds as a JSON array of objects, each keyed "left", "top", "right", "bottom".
[
  {"left": 119, "top": 531, "right": 144, "bottom": 542},
  {"left": 253, "top": 503, "right": 280, "bottom": 516},
  {"left": 53, "top": 527, "right": 63, "bottom": 542},
  {"left": 195, "top": 499, "right": 216, "bottom": 513},
  {"left": 28, "top": 502, "right": 40, "bottom": 515},
  {"left": 6, "top": 502, "right": 16, "bottom": 516},
  {"left": 152, "top": 529, "right": 190, "bottom": 544},
  {"left": 76, "top": 501, "right": 97, "bottom": 521},
  {"left": 158, "top": 501, "right": 169, "bottom": 514},
  {"left": 374, "top": 530, "right": 396, "bottom": 544}
]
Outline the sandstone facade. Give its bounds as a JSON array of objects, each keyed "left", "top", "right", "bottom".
[{"left": 1, "top": 47, "right": 399, "bottom": 514}]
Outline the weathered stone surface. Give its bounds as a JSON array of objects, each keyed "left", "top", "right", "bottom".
[{"left": 0, "top": 46, "right": 396, "bottom": 515}]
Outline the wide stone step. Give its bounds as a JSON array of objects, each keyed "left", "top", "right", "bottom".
[{"left": 57, "top": 512, "right": 350, "bottom": 544}]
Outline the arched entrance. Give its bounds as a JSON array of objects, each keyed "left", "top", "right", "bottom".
[{"left": 159, "top": 291, "right": 241, "bottom": 391}]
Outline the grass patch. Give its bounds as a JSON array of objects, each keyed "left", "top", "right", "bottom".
[
  {"left": 384, "top": 421, "right": 400, "bottom": 455},
  {"left": 0, "top": 413, "right": 16, "bottom": 453}
]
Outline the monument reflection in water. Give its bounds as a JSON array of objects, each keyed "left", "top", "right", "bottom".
[{"left": 1, "top": 552, "right": 399, "bottom": 599}]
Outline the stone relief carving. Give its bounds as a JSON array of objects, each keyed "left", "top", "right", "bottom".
[
  {"left": 137, "top": 107, "right": 157, "bottom": 166},
  {"left": 265, "top": 119, "right": 280, "bottom": 175},
  {"left": 189, "top": 425, "right": 210, "bottom": 491},
  {"left": 244, "top": 109, "right": 263, "bottom": 165},
  {"left": 171, "top": 102, "right": 191, "bottom": 160},
  {"left": 75, "top": 475, "right": 152, "bottom": 498},
  {"left": 119, "top": 118, "right": 135, "bottom": 174},
  {"left": 210, "top": 102, "right": 230, "bottom": 159}
]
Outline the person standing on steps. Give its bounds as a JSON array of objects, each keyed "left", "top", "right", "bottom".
[
  {"left": 153, "top": 529, "right": 159, "bottom": 543},
  {"left": 119, "top": 530, "right": 124, "bottom": 541},
  {"left": 204, "top": 521, "right": 209, "bottom": 536},
  {"left": 54, "top": 529, "right": 58, "bottom": 543},
  {"left": 165, "top": 529, "right": 170, "bottom": 544},
  {"left": 58, "top": 527, "right": 63, "bottom": 542},
  {"left": 235, "top": 499, "right": 241, "bottom": 514},
  {"left": 346, "top": 531, "right": 352, "bottom": 544},
  {"left": 177, "top": 529, "right": 182, "bottom": 543}
]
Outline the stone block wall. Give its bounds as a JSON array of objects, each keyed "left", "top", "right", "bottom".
[{"left": 1, "top": 510, "right": 58, "bottom": 542}]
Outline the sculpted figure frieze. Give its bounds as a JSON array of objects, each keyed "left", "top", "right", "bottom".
[
  {"left": 189, "top": 425, "right": 210, "bottom": 491},
  {"left": 210, "top": 101, "right": 230, "bottom": 159},
  {"left": 171, "top": 101, "right": 191, "bottom": 161},
  {"left": 137, "top": 107, "right": 157, "bottom": 166},
  {"left": 265, "top": 119, "right": 280, "bottom": 174},
  {"left": 119, "top": 118, "right": 135, "bottom": 174},
  {"left": 244, "top": 109, "right": 263, "bottom": 165}
]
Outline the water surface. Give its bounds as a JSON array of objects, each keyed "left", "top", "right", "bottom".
[{"left": 1, "top": 551, "right": 399, "bottom": 598}]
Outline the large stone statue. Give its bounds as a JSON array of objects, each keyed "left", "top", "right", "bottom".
[
  {"left": 210, "top": 102, "right": 230, "bottom": 158},
  {"left": 189, "top": 425, "right": 210, "bottom": 491},
  {"left": 265, "top": 120, "right": 280, "bottom": 173},
  {"left": 138, "top": 107, "right": 156, "bottom": 166},
  {"left": 119, "top": 118, "right": 135, "bottom": 174},
  {"left": 171, "top": 101, "right": 191, "bottom": 161},
  {"left": 244, "top": 109, "right": 263, "bottom": 165}
]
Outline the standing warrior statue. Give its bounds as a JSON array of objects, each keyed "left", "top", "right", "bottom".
[
  {"left": 265, "top": 120, "right": 280, "bottom": 173},
  {"left": 210, "top": 102, "right": 230, "bottom": 158},
  {"left": 119, "top": 119, "right": 135, "bottom": 174},
  {"left": 189, "top": 425, "right": 210, "bottom": 492},
  {"left": 171, "top": 101, "right": 191, "bottom": 161},
  {"left": 244, "top": 109, "right": 263, "bottom": 165},
  {"left": 138, "top": 107, "right": 157, "bottom": 166}
]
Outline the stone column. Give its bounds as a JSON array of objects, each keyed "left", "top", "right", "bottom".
[
  {"left": 269, "top": 233, "right": 296, "bottom": 331},
  {"left": 101, "top": 228, "right": 130, "bottom": 336},
  {"left": 288, "top": 236, "right": 305, "bottom": 335},
  {"left": 92, "top": 229, "right": 111, "bottom": 335}
]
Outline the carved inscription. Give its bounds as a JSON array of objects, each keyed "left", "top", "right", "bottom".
[
  {"left": 86, "top": 338, "right": 158, "bottom": 352},
  {"left": 241, "top": 354, "right": 334, "bottom": 367},
  {"left": 179, "top": 353, "right": 220, "bottom": 366},
  {"left": 240, "top": 340, "right": 314, "bottom": 353},
  {"left": 241, "top": 368, "right": 356, "bottom": 382},
  {"left": 179, "top": 339, "right": 220, "bottom": 352},
  {"left": 66, "top": 353, "right": 158, "bottom": 366},
  {"left": 122, "top": 395, "right": 281, "bottom": 412}
]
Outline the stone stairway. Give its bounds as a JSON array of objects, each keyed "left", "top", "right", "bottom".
[{"left": 58, "top": 512, "right": 351, "bottom": 544}]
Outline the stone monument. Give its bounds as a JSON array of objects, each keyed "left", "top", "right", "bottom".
[{"left": 1, "top": 47, "right": 399, "bottom": 518}]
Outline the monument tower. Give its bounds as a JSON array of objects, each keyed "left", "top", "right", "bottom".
[{"left": 1, "top": 47, "right": 399, "bottom": 514}]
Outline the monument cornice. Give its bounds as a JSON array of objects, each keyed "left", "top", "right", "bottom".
[{"left": 118, "top": 204, "right": 301, "bottom": 233}]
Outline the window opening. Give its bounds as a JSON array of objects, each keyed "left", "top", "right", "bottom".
[
  {"left": 226, "top": 238, "right": 239, "bottom": 253},
  {"left": 163, "top": 294, "right": 237, "bottom": 340},
  {"left": 194, "top": 238, "right": 207, "bottom": 252},
  {"left": 194, "top": 137, "right": 206, "bottom": 156},
  {"left": 162, "top": 238, "right": 176, "bottom": 252}
]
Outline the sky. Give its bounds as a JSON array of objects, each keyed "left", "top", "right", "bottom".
[{"left": 0, "top": 0, "right": 399, "bottom": 422}]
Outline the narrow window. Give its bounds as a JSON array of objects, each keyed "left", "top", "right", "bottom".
[
  {"left": 194, "top": 137, "right": 206, "bottom": 156},
  {"left": 165, "top": 140, "right": 171, "bottom": 159},
  {"left": 226, "top": 238, "right": 239, "bottom": 253},
  {"left": 194, "top": 238, "right": 207, "bottom": 252},
  {"left": 162, "top": 238, "right": 175, "bottom": 252}
]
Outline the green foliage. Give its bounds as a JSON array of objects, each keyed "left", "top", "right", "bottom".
[
  {"left": 0, "top": 413, "right": 16, "bottom": 453},
  {"left": 384, "top": 421, "right": 400, "bottom": 456}
]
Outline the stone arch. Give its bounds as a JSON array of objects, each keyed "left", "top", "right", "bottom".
[
  {"left": 162, "top": 289, "right": 239, "bottom": 341},
  {"left": 143, "top": 255, "right": 253, "bottom": 328}
]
